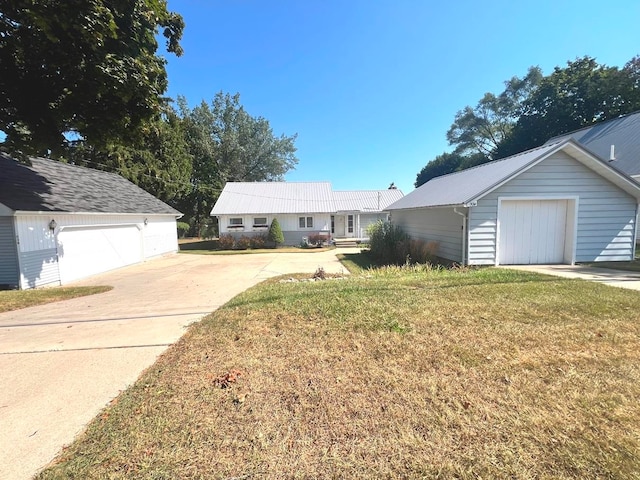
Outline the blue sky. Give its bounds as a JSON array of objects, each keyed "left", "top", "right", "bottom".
[{"left": 164, "top": 0, "right": 640, "bottom": 194}]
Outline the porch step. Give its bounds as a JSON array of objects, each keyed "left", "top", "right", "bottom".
[{"left": 333, "top": 238, "right": 362, "bottom": 247}]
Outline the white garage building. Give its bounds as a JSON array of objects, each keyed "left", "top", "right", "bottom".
[
  {"left": 387, "top": 140, "right": 640, "bottom": 265},
  {"left": 0, "top": 154, "right": 182, "bottom": 289}
]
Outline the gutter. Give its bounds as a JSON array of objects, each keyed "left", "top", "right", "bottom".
[{"left": 453, "top": 207, "right": 467, "bottom": 266}]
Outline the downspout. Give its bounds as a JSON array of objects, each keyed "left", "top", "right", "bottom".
[
  {"left": 453, "top": 207, "right": 467, "bottom": 266},
  {"left": 634, "top": 203, "right": 640, "bottom": 259}
]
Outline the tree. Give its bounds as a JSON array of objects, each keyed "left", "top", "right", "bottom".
[
  {"left": 67, "top": 107, "right": 193, "bottom": 203},
  {"left": 495, "top": 56, "right": 640, "bottom": 158},
  {"left": 415, "top": 151, "right": 487, "bottom": 188},
  {"left": 178, "top": 92, "right": 298, "bottom": 231},
  {"left": 268, "top": 218, "right": 284, "bottom": 247},
  {"left": 0, "top": 0, "right": 184, "bottom": 157},
  {"left": 446, "top": 67, "right": 542, "bottom": 158}
]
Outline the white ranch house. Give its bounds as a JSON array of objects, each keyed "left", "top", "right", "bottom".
[
  {"left": 0, "top": 154, "right": 181, "bottom": 290},
  {"left": 211, "top": 182, "right": 403, "bottom": 245},
  {"left": 387, "top": 139, "right": 640, "bottom": 266}
]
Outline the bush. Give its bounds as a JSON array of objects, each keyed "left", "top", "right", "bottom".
[
  {"left": 268, "top": 218, "right": 284, "bottom": 247},
  {"left": 308, "top": 233, "right": 328, "bottom": 247},
  {"left": 200, "top": 220, "right": 218, "bottom": 239},
  {"left": 218, "top": 234, "right": 235, "bottom": 250},
  {"left": 367, "top": 221, "right": 410, "bottom": 264},
  {"left": 249, "top": 235, "right": 267, "bottom": 249},
  {"left": 176, "top": 221, "right": 190, "bottom": 238},
  {"left": 234, "top": 236, "right": 251, "bottom": 250}
]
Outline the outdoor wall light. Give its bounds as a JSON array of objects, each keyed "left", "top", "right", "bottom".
[
  {"left": 48, "top": 219, "right": 57, "bottom": 231},
  {"left": 144, "top": 218, "right": 149, "bottom": 226}
]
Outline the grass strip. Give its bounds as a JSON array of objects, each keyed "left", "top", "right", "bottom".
[
  {"left": 38, "top": 267, "right": 640, "bottom": 479},
  {"left": 0, "top": 286, "right": 112, "bottom": 313}
]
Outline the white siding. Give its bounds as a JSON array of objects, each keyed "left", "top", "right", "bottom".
[
  {"left": 19, "top": 248, "right": 60, "bottom": 289},
  {"left": 391, "top": 208, "right": 464, "bottom": 262},
  {"left": 143, "top": 217, "right": 179, "bottom": 258},
  {"left": 468, "top": 152, "right": 637, "bottom": 264},
  {"left": 218, "top": 213, "right": 331, "bottom": 244},
  {"left": 356, "top": 213, "right": 389, "bottom": 239},
  {"left": 13, "top": 213, "right": 177, "bottom": 288}
]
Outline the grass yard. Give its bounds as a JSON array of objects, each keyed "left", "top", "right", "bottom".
[
  {"left": 0, "top": 286, "right": 112, "bottom": 313},
  {"left": 38, "top": 267, "right": 640, "bottom": 479}
]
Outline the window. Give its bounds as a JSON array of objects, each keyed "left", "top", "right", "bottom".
[
  {"left": 331, "top": 216, "right": 335, "bottom": 234},
  {"left": 229, "top": 217, "right": 243, "bottom": 226},
  {"left": 299, "top": 216, "right": 313, "bottom": 229},
  {"left": 348, "top": 215, "right": 354, "bottom": 234},
  {"left": 253, "top": 217, "right": 268, "bottom": 227}
]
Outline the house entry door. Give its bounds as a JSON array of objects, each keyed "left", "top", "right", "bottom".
[{"left": 334, "top": 215, "right": 345, "bottom": 237}]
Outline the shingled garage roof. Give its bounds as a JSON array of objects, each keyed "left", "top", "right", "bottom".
[
  {"left": 387, "top": 139, "right": 640, "bottom": 211},
  {"left": 211, "top": 182, "right": 336, "bottom": 215},
  {"left": 0, "top": 154, "right": 181, "bottom": 215},
  {"left": 546, "top": 111, "right": 640, "bottom": 176}
]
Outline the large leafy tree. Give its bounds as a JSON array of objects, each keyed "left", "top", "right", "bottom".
[
  {"left": 415, "top": 151, "right": 487, "bottom": 188},
  {"left": 496, "top": 56, "right": 640, "bottom": 158},
  {"left": 0, "top": 0, "right": 184, "bottom": 157},
  {"left": 67, "top": 107, "right": 193, "bottom": 203},
  {"left": 177, "top": 92, "right": 299, "bottom": 231},
  {"left": 446, "top": 66, "right": 542, "bottom": 158}
]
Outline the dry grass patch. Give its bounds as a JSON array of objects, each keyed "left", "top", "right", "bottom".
[
  {"left": 0, "top": 285, "right": 112, "bottom": 313},
  {"left": 38, "top": 268, "right": 640, "bottom": 479}
]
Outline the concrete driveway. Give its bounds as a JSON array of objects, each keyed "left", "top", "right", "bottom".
[
  {"left": 503, "top": 264, "right": 640, "bottom": 290},
  {"left": 0, "top": 249, "right": 348, "bottom": 480}
]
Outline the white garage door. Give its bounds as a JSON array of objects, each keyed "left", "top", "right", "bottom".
[
  {"left": 499, "top": 200, "right": 568, "bottom": 265},
  {"left": 57, "top": 225, "right": 143, "bottom": 283}
]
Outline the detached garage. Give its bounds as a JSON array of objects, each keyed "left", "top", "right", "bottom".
[
  {"left": 0, "top": 154, "right": 182, "bottom": 289},
  {"left": 387, "top": 140, "right": 640, "bottom": 266}
]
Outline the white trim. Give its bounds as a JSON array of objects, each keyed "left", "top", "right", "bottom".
[
  {"left": 58, "top": 223, "right": 144, "bottom": 231},
  {"left": 468, "top": 148, "right": 564, "bottom": 205},
  {"left": 14, "top": 211, "right": 179, "bottom": 217},
  {"left": 495, "top": 196, "right": 579, "bottom": 266}
]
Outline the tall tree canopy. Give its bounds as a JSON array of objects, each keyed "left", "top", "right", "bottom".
[
  {"left": 177, "top": 92, "right": 299, "bottom": 230},
  {"left": 67, "top": 107, "right": 193, "bottom": 203},
  {"left": 446, "top": 67, "right": 542, "bottom": 158},
  {"left": 495, "top": 56, "right": 640, "bottom": 158},
  {"left": 0, "top": 0, "right": 184, "bottom": 157},
  {"left": 416, "top": 55, "right": 640, "bottom": 188}
]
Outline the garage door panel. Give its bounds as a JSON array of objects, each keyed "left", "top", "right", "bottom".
[
  {"left": 499, "top": 200, "right": 567, "bottom": 265},
  {"left": 58, "top": 225, "right": 142, "bottom": 283}
]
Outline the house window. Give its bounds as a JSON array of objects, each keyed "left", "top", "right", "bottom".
[
  {"left": 299, "top": 216, "right": 313, "bottom": 229},
  {"left": 253, "top": 217, "right": 268, "bottom": 227},
  {"left": 229, "top": 217, "right": 243, "bottom": 226},
  {"left": 348, "top": 215, "right": 354, "bottom": 234},
  {"left": 331, "top": 216, "right": 335, "bottom": 234}
]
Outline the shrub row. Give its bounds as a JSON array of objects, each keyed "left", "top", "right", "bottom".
[
  {"left": 367, "top": 221, "right": 439, "bottom": 265},
  {"left": 218, "top": 234, "right": 268, "bottom": 250}
]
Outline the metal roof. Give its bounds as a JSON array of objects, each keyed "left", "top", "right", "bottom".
[
  {"left": 333, "top": 189, "right": 404, "bottom": 212},
  {"left": 387, "top": 139, "right": 640, "bottom": 211},
  {"left": 0, "top": 154, "right": 181, "bottom": 215},
  {"left": 211, "top": 182, "right": 335, "bottom": 215},
  {"left": 546, "top": 111, "right": 640, "bottom": 176},
  {"left": 387, "top": 142, "right": 563, "bottom": 210},
  {"left": 210, "top": 183, "right": 405, "bottom": 215}
]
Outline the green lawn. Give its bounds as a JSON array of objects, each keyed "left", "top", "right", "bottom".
[
  {"left": 0, "top": 286, "right": 112, "bottom": 313},
  {"left": 38, "top": 266, "right": 640, "bottom": 479}
]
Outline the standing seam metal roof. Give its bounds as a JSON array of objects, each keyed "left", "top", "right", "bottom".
[
  {"left": 545, "top": 111, "right": 640, "bottom": 176},
  {"left": 210, "top": 183, "right": 405, "bottom": 215},
  {"left": 210, "top": 182, "right": 335, "bottom": 215},
  {"left": 386, "top": 141, "right": 563, "bottom": 210},
  {"left": 333, "top": 189, "right": 404, "bottom": 211}
]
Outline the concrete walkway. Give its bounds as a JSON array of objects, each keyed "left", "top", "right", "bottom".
[
  {"left": 0, "top": 249, "right": 348, "bottom": 480},
  {"left": 503, "top": 264, "right": 640, "bottom": 291}
]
